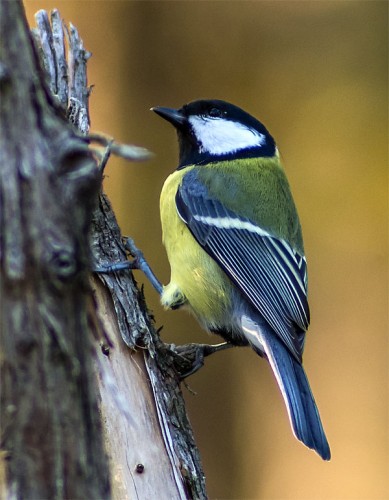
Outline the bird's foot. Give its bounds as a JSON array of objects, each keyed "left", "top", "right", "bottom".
[
  {"left": 94, "top": 237, "right": 163, "bottom": 295},
  {"left": 169, "top": 342, "right": 234, "bottom": 379}
]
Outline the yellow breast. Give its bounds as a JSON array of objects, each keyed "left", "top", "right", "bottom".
[{"left": 159, "top": 168, "right": 233, "bottom": 329}]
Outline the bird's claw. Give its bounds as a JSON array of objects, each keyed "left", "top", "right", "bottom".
[
  {"left": 169, "top": 342, "right": 234, "bottom": 380},
  {"left": 94, "top": 237, "right": 163, "bottom": 295}
]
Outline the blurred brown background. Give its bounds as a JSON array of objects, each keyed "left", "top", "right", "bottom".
[{"left": 26, "top": 2, "right": 388, "bottom": 499}]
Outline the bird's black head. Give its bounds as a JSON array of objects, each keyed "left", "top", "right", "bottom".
[{"left": 152, "top": 99, "right": 276, "bottom": 169}]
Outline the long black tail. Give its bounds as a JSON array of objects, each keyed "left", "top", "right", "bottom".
[{"left": 260, "top": 329, "right": 331, "bottom": 460}]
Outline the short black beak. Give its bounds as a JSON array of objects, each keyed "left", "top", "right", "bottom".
[{"left": 151, "top": 106, "right": 186, "bottom": 128}]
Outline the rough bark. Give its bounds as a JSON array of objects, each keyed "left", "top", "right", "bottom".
[
  {"left": 91, "top": 195, "right": 207, "bottom": 500},
  {"left": 1, "top": 3, "right": 207, "bottom": 499},
  {"left": 0, "top": 2, "right": 109, "bottom": 499}
]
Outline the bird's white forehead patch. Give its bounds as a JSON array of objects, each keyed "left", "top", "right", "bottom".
[{"left": 188, "top": 116, "right": 266, "bottom": 155}]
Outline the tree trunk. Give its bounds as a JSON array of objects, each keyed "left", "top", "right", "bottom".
[
  {"left": 0, "top": 2, "right": 207, "bottom": 499},
  {"left": 0, "top": 1, "right": 109, "bottom": 499}
]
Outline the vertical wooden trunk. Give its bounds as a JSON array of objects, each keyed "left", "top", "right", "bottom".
[
  {"left": 0, "top": 1, "right": 110, "bottom": 498},
  {"left": 1, "top": 2, "right": 207, "bottom": 499}
]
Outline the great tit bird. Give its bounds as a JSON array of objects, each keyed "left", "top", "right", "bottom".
[{"left": 151, "top": 99, "right": 331, "bottom": 460}]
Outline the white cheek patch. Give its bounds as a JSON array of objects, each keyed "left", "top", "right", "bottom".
[{"left": 188, "top": 116, "right": 266, "bottom": 155}]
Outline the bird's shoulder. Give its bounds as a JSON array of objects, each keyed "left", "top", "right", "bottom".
[{"left": 183, "top": 158, "right": 304, "bottom": 253}]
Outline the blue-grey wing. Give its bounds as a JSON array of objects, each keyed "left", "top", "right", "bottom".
[{"left": 176, "top": 169, "right": 309, "bottom": 360}]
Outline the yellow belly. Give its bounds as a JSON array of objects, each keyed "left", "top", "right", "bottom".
[{"left": 159, "top": 168, "right": 233, "bottom": 329}]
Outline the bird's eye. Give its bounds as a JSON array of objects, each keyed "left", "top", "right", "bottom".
[{"left": 208, "top": 108, "right": 223, "bottom": 118}]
